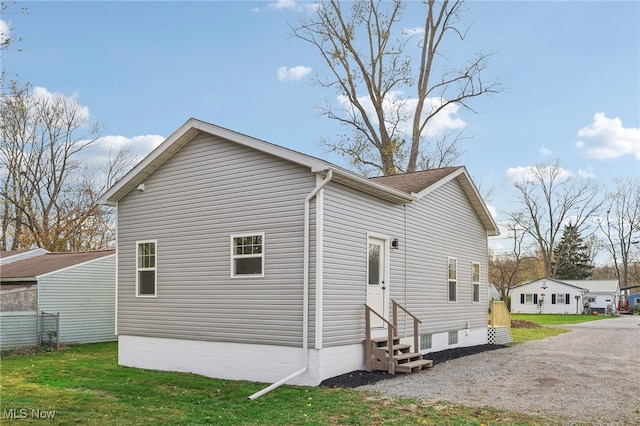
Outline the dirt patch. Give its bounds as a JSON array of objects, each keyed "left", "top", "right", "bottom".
[
  {"left": 320, "top": 344, "right": 507, "bottom": 388},
  {"left": 511, "top": 319, "right": 544, "bottom": 328}
]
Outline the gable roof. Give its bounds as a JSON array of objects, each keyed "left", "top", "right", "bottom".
[
  {"left": 516, "top": 278, "right": 621, "bottom": 294},
  {"left": 371, "top": 167, "right": 498, "bottom": 235},
  {"left": 515, "top": 278, "right": 589, "bottom": 291},
  {"left": 99, "top": 118, "right": 413, "bottom": 206},
  {"left": 0, "top": 250, "right": 115, "bottom": 283},
  {"left": 370, "top": 167, "right": 463, "bottom": 193},
  {"left": 99, "top": 118, "right": 498, "bottom": 235}
]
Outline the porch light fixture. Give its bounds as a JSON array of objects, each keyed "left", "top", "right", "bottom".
[{"left": 391, "top": 238, "right": 399, "bottom": 249}]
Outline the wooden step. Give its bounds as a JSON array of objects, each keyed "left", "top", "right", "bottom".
[
  {"left": 371, "top": 336, "right": 401, "bottom": 346},
  {"left": 395, "top": 358, "right": 433, "bottom": 373},
  {"left": 373, "top": 343, "right": 411, "bottom": 353},
  {"left": 393, "top": 352, "right": 422, "bottom": 362}
]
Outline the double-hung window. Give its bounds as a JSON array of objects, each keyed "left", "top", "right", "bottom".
[
  {"left": 552, "top": 293, "right": 570, "bottom": 305},
  {"left": 472, "top": 262, "right": 480, "bottom": 303},
  {"left": 448, "top": 257, "right": 457, "bottom": 302},
  {"left": 231, "top": 233, "right": 264, "bottom": 277},
  {"left": 137, "top": 240, "right": 157, "bottom": 296}
]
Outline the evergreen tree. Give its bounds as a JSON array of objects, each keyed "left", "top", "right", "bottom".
[{"left": 552, "top": 223, "right": 593, "bottom": 279}]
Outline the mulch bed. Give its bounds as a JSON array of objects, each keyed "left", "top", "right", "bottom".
[{"left": 320, "top": 343, "right": 507, "bottom": 388}]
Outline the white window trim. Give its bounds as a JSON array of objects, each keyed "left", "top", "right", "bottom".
[
  {"left": 136, "top": 239, "right": 157, "bottom": 298},
  {"left": 448, "top": 257, "right": 457, "bottom": 303},
  {"left": 230, "top": 232, "right": 265, "bottom": 278},
  {"left": 472, "top": 262, "right": 481, "bottom": 303}
]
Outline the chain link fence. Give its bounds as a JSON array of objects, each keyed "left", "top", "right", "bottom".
[{"left": 0, "top": 311, "right": 59, "bottom": 352}]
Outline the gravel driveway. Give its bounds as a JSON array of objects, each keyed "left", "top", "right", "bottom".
[{"left": 359, "top": 316, "right": 640, "bottom": 425}]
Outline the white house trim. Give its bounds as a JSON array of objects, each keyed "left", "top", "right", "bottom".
[{"left": 314, "top": 177, "right": 325, "bottom": 350}]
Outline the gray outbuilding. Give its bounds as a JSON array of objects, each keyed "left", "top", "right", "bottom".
[{"left": 1, "top": 250, "right": 116, "bottom": 345}]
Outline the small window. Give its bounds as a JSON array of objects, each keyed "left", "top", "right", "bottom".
[
  {"left": 448, "top": 257, "right": 457, "bottom": 302},
  {"left": 552, "top": 293, "right": 571, "bottom": 305},
  {"left": 231, "top": 233, "right": 264, "bottom": 277},
  {"left": 522, "top": 293, "right": 538, "bottom": 305},
  {"left": 137, "top": 241, "right": 157, "bottom": 297},
  {"left": 420, "top": 334, "right": 432, "bottom": 350},
  {"left": 472, "top": 262, "right": 480, "bottom": 303},
  {"left": 448, "top": 330, "right": 458, "bottom": 345}
]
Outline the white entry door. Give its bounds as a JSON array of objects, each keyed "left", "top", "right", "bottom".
[{"left": 366, "top": 236, "right": 387, "bottom": 328}]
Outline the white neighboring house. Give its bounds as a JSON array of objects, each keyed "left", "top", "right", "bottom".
[
  {"left": 510, "top": 278, "right": 620, "bottom": 315},
  {"left": 0, "top": 250, "right": 116, "bottom": 345},
  {"left": 563, "top": 280, "right": 621, "bottom": 314}
]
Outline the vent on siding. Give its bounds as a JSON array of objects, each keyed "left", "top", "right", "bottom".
[
  {"left": 420, "top": 334, "right": 432, "bottom": 350},
  {"left": 448, "top": 330, "right": 458, "bottom": 345}
]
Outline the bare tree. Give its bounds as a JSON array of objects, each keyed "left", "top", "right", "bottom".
[
  {"left": 294, "top": 0, "right": 503, "bottom": 175},
  {"left": 598, "top": 178, "right": 640, "bottom": 287},
  {"left": 489, "top": 222, "right": 541, "bottom": 301},
  {"left": 508, "top": 159, "right": 602, "bottom": 278},
  {"left": 0, "top": 80, "right": 133, "bottom": 251}
]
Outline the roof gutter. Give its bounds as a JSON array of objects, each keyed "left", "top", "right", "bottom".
[{"left": 248, "top": 170, "right": 333, "bottom": 400}]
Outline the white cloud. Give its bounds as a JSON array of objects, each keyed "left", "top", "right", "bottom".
[
  {"left": 402, "top": 27, "right": 424, "bottom": 37},
  {"left": 578, "top": 166, "right": 595, "bottom": 179},
  {"left": 575, "top": 113, "right": 640, "bottom": 160},
  {"left": 486, "top": 203, "right": 497, "bottom": 220},
  {"left": 78, "top": 134, "right": 164, "bottom": 184},
  {"left": 505, "top": 165, "right": 574, "bottom": 185},
  {"left": 0, "top": 19, "right": 10, "bottom": 46},
  {"left": 93, "top": 134, "right": 164, "bottom": 160},
  {"left": 31, "top": 86, "right": 91, "bottom": 122},
  {"left": 269, "top": 0, "right": 301, "bottom": 11},
  {"left": 277, "top": 65, "right": 312, "bottom": 82},
  {"left": 539, "top": 145, "right": 551, "bottom": 156},
  {"left": 336, "top": 91, "right": 466, "bottom": 139}
]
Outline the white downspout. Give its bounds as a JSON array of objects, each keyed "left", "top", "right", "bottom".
[{"left": 248, "top": 170, "right": 333, "bottom": 400}]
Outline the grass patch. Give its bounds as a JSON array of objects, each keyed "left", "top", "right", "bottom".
[
  {"left": 509, "top": 313, "right": 614, "bottom": 344},
  {"left": 0, "top": 342, "right": 553, "bottom": 425},
  {"left": 509, "top": 325, "right": 568, "bottom": 344},
  {"left": 511, "top": 313, "right": 614, "bottom": 326}
]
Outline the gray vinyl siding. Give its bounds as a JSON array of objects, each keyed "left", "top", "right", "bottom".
[
  {"left": 38, "top": 256, "right": 116, "bottom": 344},
  {"left": 322, "top": 182, "right": 405, "bottom": 346},
  {"left": 321, "top": 177, "right": 489, "bottom": 347},
  {"left": 404, "top": 178, "right": 489, "bottom": 334},
  {"left": 117, "top": 132, "right": 316, "bottom": 347}
]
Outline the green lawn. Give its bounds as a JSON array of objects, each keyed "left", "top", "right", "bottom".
[
  {"left": 0, "top": 342, "right": 553, "bottom": 425},
  {"left": 511, "top": 313, "right": 615, "bottom": 326},
  {"left": 509, "top": 313, "right": 614, "bottom": 344}
]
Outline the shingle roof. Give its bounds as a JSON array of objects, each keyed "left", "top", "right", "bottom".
[
  {"left": 0, "top": 250, "right": 115, "bottom": 281},
  {"left": 370, "top": 167, "right": 463, "bottom": 194}
]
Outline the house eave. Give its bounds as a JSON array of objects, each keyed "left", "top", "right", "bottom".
[
  {"left": 100, "top": 118, "right": 332, "bottom": 206},
  {"left": 414, "top": 167, "right": 499, "bottom": 236},
  {"left": 326, "top": 167, "right": 416, "bottom": 204},
  {"left": 99, "top": 118, "right": 416, "bottom": 206}
]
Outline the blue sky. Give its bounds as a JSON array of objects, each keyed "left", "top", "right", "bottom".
[{"left": 2, "top": 0, "right": 639, "bottom": 255}]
